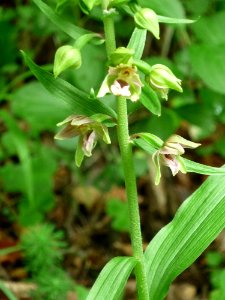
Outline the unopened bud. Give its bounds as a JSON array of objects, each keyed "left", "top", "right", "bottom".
[
  {"left": 134, "top": 8, "right": 160, "bottom": 40},
  {"left": 109, "top": 47, "right": 134, "bottom": 66},
  {"left": 147, "top": 64, "right": 182, "bottom": 99},
  {"left": 53, "top": 45, "right": 81, "bottom": 78}
]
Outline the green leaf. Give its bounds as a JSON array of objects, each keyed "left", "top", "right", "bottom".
[
  {"left": 127, "top": 28, "right": 147, "bottom": 59},
  {"left": 139, "top": 0, "right": 185, "bottom": 18},
  {"left": 144, "top": 172, "right": 225, "bottom": 300},
  {"left": 182, "top": 158, "right": 225, "bottom": 175},
  {"left": 206, "top": 251, "right": 224, "bottom": 268},
  {"left": 106, "top": 198, "right": 129, "bottom": 232},
  {"left": 86, "top": 257, "right": 136, "bottom": 300},
  {"left": 10, "top": 82, "right": 70, "bottom": 134},
  {"left": 192, "top": 11, "right": 225, "bottom": 45},
  {"left": 140, "top": 85, "right": 161, "bottom": 116},
  {"left": 189, "top": 44, "right": 225, "bottom": 95},
  {"left": 0, "top": 281, "right": 18, "bottom": 300},
  {"left": 158, "top": 15, "right": 195, "bottom": 24},
  {"left": 21, "top": 51, "right": 116, "bottom": 119},
  {"left": 32, "top": 0, "right": 89, "bottom": 40},
  {"left": 0, "top": 111, "right": 34, "bottom": 205}
]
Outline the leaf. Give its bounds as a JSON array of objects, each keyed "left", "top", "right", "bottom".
[
  {"left": 32, "top": 0, "right": 89, "bottom": 40},
  {"left": 140, "top": 85, "right": 161, "bottom": 116},
  {"left": 127, "top": 28, "right": 147, "bottom": 59},
  {"left": 0, "top": 110, "right": 34, "bottom": 205},
  {"left": 158, "top": 15, "right": 195, "bottom": 24},
  {"left": 144, "top": 172, "right": 225, "bottom": 300},
  {"left": 106, "top": 199, "right": 129, "bottom": 232},
  {"left": 21, "top": 51, "right": 116, "bottom": 119},
  {"left": 182, "top": 158, "right": 225, "bottom": 175},
  {"left": 189, "top": 44, "right": 225, "bottom": 95},
  {"left": 0, "top": 281, "right": 18, "bottom": 300},
  {"left": 138, "top": 0, "right": 185, "bottom": 18},
  {"left": 192, "top": 11, "right": 225, "bottom": 45},
  {"left": 10, "top": 82, "right": 70, "bottom": 134},
  {"left": 86, "top": 257, "right": 136, "bottom": 300}
]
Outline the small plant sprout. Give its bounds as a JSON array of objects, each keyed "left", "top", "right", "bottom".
[{"left": 23, "top": 0, "right": 225, "bottom": 299}]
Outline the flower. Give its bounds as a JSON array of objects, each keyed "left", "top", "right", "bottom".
[
  {"left": 55, "top": 115, "right": 111, "bottom": 166},
  {"left": 152, "top": 135, "right": 201, "bottom": 184},
  {"left": 97, "top": 64, "right": 143, "bottom": 102},
  {"left": 146, "top": 64, "right": 182, "bottom": 100}
]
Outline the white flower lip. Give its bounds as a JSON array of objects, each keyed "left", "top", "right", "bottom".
[{"left": 110, "top": 80, "right": 131, "bottom": 97}]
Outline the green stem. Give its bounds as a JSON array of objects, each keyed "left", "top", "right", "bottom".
[
  {"left": 102, "top": 3, "right": 149, "bottom": 298},
  {"left": 117, "top": 96, "right": 149, "bottom": 300},
  {"left": 102, "top": 6, "right": 116, "bottom": 57}
]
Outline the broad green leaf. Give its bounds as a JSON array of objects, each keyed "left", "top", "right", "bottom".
[
  {"left": 189, "top": 44, "right": 225, "bottom": 95},
  {"left": 158, "top": 15, "right": 195, "bottom": 24},
  {"left": 140, "top": 85, "right": 161, "bottom": 116},
  {"left": 32, "top": 0, "right": 89, "bottom": 40},
  {"left": 145, "top": 172, "right": 225, "bottom": 300},
  {"left": 0, "top": 281, "right": 17, "bottom": 300},
  {"left": 192, "top": 11, "right": 225, "bottom": 45},
  {"left": 127, "top": 28, "right": 147, "bottom": 59},
  {"left": 10, "top": 82, "right": 70, "bottom": 134},
  {"left": 21, "top": 51, "right": 116, "bottom": 119},
  {"left": 86, "top": 256, "right": 137, "bottom": 300}
]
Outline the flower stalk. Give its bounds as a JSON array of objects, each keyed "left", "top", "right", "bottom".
[{"left": 102, "top": 2, "right": 149, "bottom": 298}]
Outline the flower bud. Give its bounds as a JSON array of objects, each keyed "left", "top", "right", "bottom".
[
  {"left": 53, "top": 45, "right": 82, "bottom": 78},
  {"left": 134, "top": 8, "right": 160, "bottom": 40},
  {"left": 109, "top": 47, "right": 134, "bottom": 66},
  {"left": 147, "top": 64, "right": 182, "bottom": 100}
]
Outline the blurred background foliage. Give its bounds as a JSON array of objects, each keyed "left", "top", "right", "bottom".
[{"left": 0, "top": 0, "right": 225, "bottom": 299}]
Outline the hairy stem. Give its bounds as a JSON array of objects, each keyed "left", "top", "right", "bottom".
[
  {"left": 116, "top": 96, "right": 149, "bottom": 300},
  {"left": 102, "top": 3, "right": 149, "bottom": 298},
  {"left": 102, "top": 5, "right": 116, "bottom": 58}
]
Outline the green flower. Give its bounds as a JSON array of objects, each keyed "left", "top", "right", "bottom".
[
  {"left": 97, "top": 64, "right": 143, "bottom": 102},
  {"left": 146, "top": 64, "right": 182, "bottom": 100},
  {"left": 153, "top": 135, "right": 201, "bottom": 184},
  {"left": 55, "top": 115, "right": 111, "bottom": 166}
]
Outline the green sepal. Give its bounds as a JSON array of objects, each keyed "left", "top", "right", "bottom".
[{"left": 75, "top": 137, "right": 84, "bottom": 167}]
